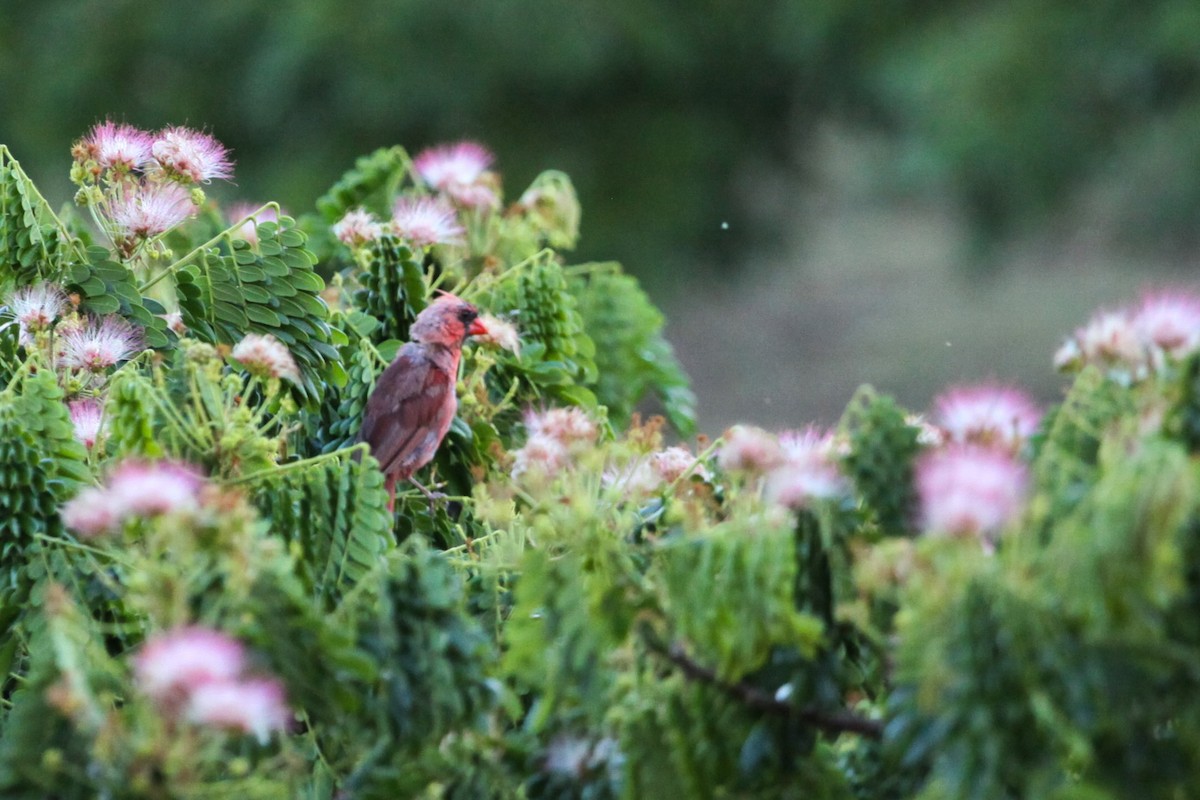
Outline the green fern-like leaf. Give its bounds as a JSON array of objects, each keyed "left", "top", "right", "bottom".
[
  {"left": 658, "top": 520, "right": 825, "bottom": 683},
  {"left": 104, "top": 369, "right": 164, "bottom": 459},
  {"left": 65, "top": 247, "right": 173, "bottom": 349},
  {"left": 364, "top": 541, "right": 495, "bottom": 747},
  {"left": 0, "top": 585, "right": 123, "bottom": 798},
  {"left": 840, "top": 387, "right": 921, "bottom": 537},
  {"left": 0, "top": 146, "right": 68, "bottom": 290},
  {"left": 570, "top": 265, "right": 696, "bottom": 435},
  {"left": 353, "top": 234, "right": 427, "bottom": 343},
  {"left": 253, "top": 453, "right": 393, "bottom": 610},
  {"left": 316, "top": 146, "right": 410, "bottom": 222},
  {"left": 1033, "top": 366, "right": 1137, "bottom": 523},
  {"left": 10, "top": 366, "right": 90, "bottom": 497},
  {"left": 300, "top": 312, "right": 381, "bottom": 456},
  {"left": 175, "top": 218, "right": 339, "bottom": 404}
]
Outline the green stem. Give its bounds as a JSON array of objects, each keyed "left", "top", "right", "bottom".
[
  {"left": 138, "top": 202, "right": 279, "bottom": 292},
  {"left": 664, "top": 436, "right": 724, "bottom": 496},
  {"left": 564, "top": 261, "right": 622, "bottom": 276},
  {"left": 1, "top": 146, "right": 87, "bottom": 262},
  {"left": 34, "top": 533, "right": 133, "bottom": 568},
  {"left": 225, "top": 443, "right": 369, "bottom": 485}
]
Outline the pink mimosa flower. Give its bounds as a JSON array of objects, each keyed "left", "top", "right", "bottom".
[
  {"left": 151, "top": 126, "right": 234, "bottom": 184},
  {"left": 231, "top": 333, "right": 301, "bottom": 384},
  {"left": 57, "top": 315, "right": 144, "bottom": 372},
  {"left": 185, "top": 678, "right": 291, "bottom": 743},
  {"left": 473, "top": 313, "right": 520, "bottom": 355},
  {"left": 765, "top": 427, "right": 847, "bottom": 508},
  {"left": 134, "top": 627, "right": 246, "bottom": 703},
  {"left": 106, "top": 460, "right": 204, "bottom": 517},
  {"left": 110, "top": 181, "right": 197, "bottom": 240},
  {"left": 67, "top": 397, "right": 105, "bottom": 448},
  {"left": 933, "top": 383, "right": 1041, "bottom": 452},
  {"left": 79, "top": 121, "right": 154, "bottom": 173},
  {"left": 523, "top": 407, "right": 599, "bottom": 446},
  {"left": 6, "top": 283, "right": 68, "bottom": 332},
  {"left": 1133, "top": 290, "right": 1200, "bottom": 358},
  {"left": 412, "top": 141, "right": 494, "bottom": 191},
  {"left": 61, "top": 486, "right": 124, "bottom": 538},
  {"left": 717, "top": 425, "right": 784, "bottom": 474},
  {"left": 511, "top": 433, "right": 570, "bottom": 480},
  {"left": 390, "top": 196, "right": 466, "bottom": 247},
  {"left": 916, "top": 444, "right": 1028, "bottom": 539},
  {"left": 332, "top": 208, "right": 383, "bottom": 247}
]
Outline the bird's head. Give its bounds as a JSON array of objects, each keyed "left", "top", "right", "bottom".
[{"left": 409, "top": 294, "right": 488, "bottom": 346}]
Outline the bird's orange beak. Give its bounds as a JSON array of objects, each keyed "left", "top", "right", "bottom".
[{"left": 468, "top": 318, "right": 489, "bottom": 337}]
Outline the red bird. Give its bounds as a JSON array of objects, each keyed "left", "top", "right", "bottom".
[{"left": 359, "top": 294, "right": 488, "bottom": 510}]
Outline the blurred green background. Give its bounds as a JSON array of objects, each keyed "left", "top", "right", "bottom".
[{"left": 4, "top": 0, "right": 1200, "bottom": 432}]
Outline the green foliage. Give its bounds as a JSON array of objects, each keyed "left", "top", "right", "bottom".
[
  {"left": 352, "top": 234, "right": 427, "bottom": 344},
  {"left": 0, "top": 368, "right": 88, "bottom": 597},
  {"left": 570, "top": 265, "right": 696, "bottom": 435},
  {"left": 175, "top": 218, "right": 338, "bottom": 403},
  {"left": 104, "top": 370, "right": 164, "bottom": 459},
  {"left": 253, "top": 453, "right": 393, "bottom": 611},
  {"left": 840, "top": 387, "right": 921, "bottom": 537},
  {"left": 302, "top": 314, "right": 381, "bottom": 456},
  {"left": 0, "top": 146, "right": 66, "bottom": 290},
  {"left": 365, "top": 542, "right": 495, "bottom": 747},
  {"left": 1032, "top": 366, "right": 1139, "bottom": 527},
  {"left": 1166, "top": 350, "right": 1200, "bottom": 452},
  {"left": 17, "top": 128, "right": 1200, "bottom": 799},
  {"left": 66, "top": 247, "right": 173, "bottom": 349},
  {"left": 0, "top": 585, "right": 123, "bottom": 799},
  {"left": 658, "top": 520, "right": 824, "bottom": 682},
  {"left": 315, "top": 146, "right": 410, "bottom": 223},
  {"left": 482, "top": 256, "right": 600, "bottom": 410}
]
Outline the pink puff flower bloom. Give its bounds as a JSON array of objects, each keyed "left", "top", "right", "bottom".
[
  {"left": 134, "top": 627, "right": 246, "bottom": 704},
  {"left": 523, "top": 407, "right": 599, "bottom": 447},
  {"left": 151, "top": 126, "right": 234, "bottom": 184},
  {"left": 57, "top": 315, "right": 144, "bottom": 372},
  {"left": 332, "top": 208, "right": 383, "bottom": 247},
  {"left": 446, "top": 181, "right": 501, "bottom": 211},
  {"left": 231, "top": 332, "right": 301, "bottom": 384},
  {"left": 391, "top": 196, "right": 466, "bottom": 247},
  {"left": 717, "top": 425, "right": 784, "bottom": 474},
  {"left": 185, "top": 678, "right": 291, "bottom": 743},
  {"left": 107, "top": 460, "right": 204, "bottom": 518},
  {"left": 61, "top": 486, "right": 125, "bottom": 538},
  {"left": 1133, "top": 290, "right": 1200, "bottom": 359},
  {"left": 916, "top": 444, "right": 1028, "bottom": 539},
  {"left": 110, "top": 181, "right": 197, "bottom": 241},
  {"left": 933, "top": 383, "right": 1041, "bottom": 452},
  {"left": 473, "top": 313, "right": 521, "bottom": 355},
  {"left": 80, "top": 121, "right": 154, "bottom": 174},
  {"left": 413, "top": 141, "right": 494, "bottom": 191},
  {"left": 652, "top": 446, "right": 710, "bottom": 484},
  {"left": 765, "top": 427, "right": 847, "bottom": 508},
  {"left": 1076, "top": 308, "right": 1145, "bottom": 366},
  {"left": 6, "top": 282, "right": 68, "bottom": 333},
  {"left": 68, "top": 397, "right": 105, "bottom": 448},
  {"left": 512, "top": 432, "right": 570, "bottom": 480}
]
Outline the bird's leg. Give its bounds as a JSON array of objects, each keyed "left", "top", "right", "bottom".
[
  {"left": 408, "top": 476, "right": 447, "bottom": 515},
  {"left": 385, "top": 474, "right": 399, "bottom": 515}
]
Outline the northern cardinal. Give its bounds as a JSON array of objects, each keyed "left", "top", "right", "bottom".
[{"left": 358, "top": 294, "right": 488, "bottom": 511}]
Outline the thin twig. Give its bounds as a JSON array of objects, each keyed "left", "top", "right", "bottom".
[{"left": 646, "top": 636, "right": 884, "bottom": 739}]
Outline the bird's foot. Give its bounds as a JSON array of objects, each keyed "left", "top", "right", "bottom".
[{"left": 409, "top": 477, "right": 448, "bottom": 514}]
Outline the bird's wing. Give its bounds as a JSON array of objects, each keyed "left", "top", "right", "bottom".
[{"left": 358, "top": 343, "right": 454, "bottom": 477}]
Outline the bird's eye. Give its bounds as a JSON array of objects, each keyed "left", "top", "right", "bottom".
[{"left": 457, "top": 307, "right": 478, "bottom": 324}]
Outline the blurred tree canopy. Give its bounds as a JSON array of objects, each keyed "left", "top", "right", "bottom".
[{"left": 3, "top": 0, "right": 1200, "bottom": 284}]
